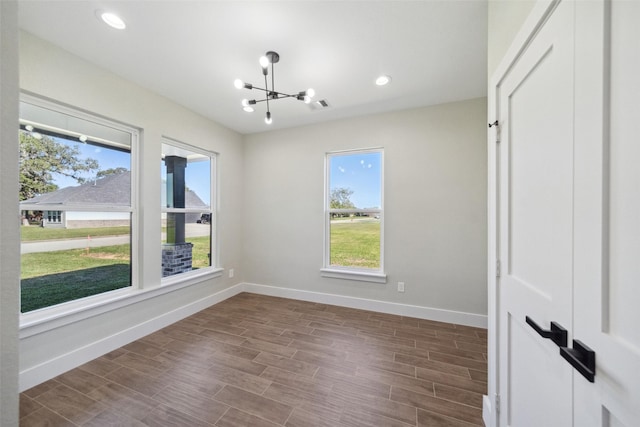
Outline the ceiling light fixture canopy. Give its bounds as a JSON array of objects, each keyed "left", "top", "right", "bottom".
[{"left": 234, "top": 51, "right": 315, "bottom": 125}]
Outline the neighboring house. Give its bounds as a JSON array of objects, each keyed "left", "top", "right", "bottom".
[{"left": 20, "top": 171, "right": 208, "bottom": 228}]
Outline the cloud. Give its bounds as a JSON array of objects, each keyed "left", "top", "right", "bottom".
[
  {"left": 338, "top": 166, "right": 346, "bottom": 173},
  {"left": 368, "top": 164, "right": 372, "bottom": 168}
]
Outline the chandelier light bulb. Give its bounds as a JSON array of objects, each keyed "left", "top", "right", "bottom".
[
  {"left": 307, "top": 88, "right": 316, "bottom": 98},
  {"left": 241, "top": 99, "right": 250, "bottom": 107},
  {"left": 234, "top": 79, "right": 244, "bottom": 89},
  {"left": 304, "top": 96, "right": 311, "bottom": 104},
  {"left": 243, "top": 106, "right": 254, "bottom": 113},
  {"left": 259, "top": 56, "right": 270, "bottom": 69},
  {"left": 375, "top": 75, "right": 392, "bottom": 86},
  {"left": 100, "top": 11, "right": 126, "bottom": 30},
  {"left": 265, "top": 112, "right": 273, "bottom": 125}
]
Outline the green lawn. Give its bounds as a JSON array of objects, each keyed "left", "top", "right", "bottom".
[
  {"left": 330, "top": 220, "right": 380, "bottom": 269},
  {"left": 21, "top": 235, "right": 211, "bottom": 312},
  {"left": 21, "top": 225, "right": 130, "bottom": 242},
  {"left": 21, "top": 243, "right": 131, "bottom": 312}
]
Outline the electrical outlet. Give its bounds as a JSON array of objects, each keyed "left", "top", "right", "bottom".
[
  {"left": 228, "top": 268, "right": 234, "bottom": 278},
  {"left": 397, "top": 282, "right": 405, "bottom": 293}
]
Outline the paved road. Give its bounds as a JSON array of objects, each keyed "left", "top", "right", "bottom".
[
  {"left": 22, "top": 235, "right": 131, "bottom": 254},
  {"left": 21, "top": 224, "right": 210, "bottom": 254}
]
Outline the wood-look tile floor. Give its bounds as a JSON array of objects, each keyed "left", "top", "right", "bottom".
[{"left": 20, "top": 293, "right": 487, "bottom": 426}]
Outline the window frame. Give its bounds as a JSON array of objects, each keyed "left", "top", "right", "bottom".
[
  {"left": 321, "top": 148, "right": 386, "bottom": 283},
  {"left": 18, "top": 93, "right": 140, "bottom": 315},
  {"left": 160, "top": 137, "right": 218, "bottom": 284}
]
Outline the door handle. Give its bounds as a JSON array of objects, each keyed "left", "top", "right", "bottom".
[
  {"left": 560, "top": 340, "right": 596, "bottom": 383},
  {"left": 525, "top": 316, "right": 568, "bottom": 347}
]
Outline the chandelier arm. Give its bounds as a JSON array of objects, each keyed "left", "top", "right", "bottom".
[
  {"left": 243, "top": 86, "right": 298, "bottom": 98},
  {"left": 246, "top": 85, "right": 269, "bottom": 93},
  {"left": 264, "top": 74, "right": 270, "bottom": 112}
]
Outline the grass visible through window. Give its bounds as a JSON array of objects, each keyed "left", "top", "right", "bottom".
[
  {"left": 21, "top": 226, "right": 211, "bottom": 312},
  {"left": 330, "top": 219, "right": 380, "bottom": 269}
]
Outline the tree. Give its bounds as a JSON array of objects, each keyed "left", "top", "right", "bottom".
[
  {"left": 330, "top": 187, "right": 356, "bottom": 209},
  {"left": 19, "top": 132, "right": 99, "bottom": 201},
  {"left": 96, "top": 167, "right": 129, "bottom": 178}
]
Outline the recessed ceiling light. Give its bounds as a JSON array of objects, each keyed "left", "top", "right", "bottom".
[
  {"left": 375, "top": 75, "right": 392, "bottom": 86},
  {"left": 99, "top": 11, "right": 126, "bottom": 30}
]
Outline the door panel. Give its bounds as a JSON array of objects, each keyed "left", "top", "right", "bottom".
[
  {"left": 498, "top": 2, "right": 574, "bottom": 426},
  {"left": 495, "top": 1, "right": 639, "bottom": 426},
  {"left": 508, "top": 314, "right": 572, "bottom": 426},
  {"left": 573, "top": 1, "right": 640, "bottom": 426}
]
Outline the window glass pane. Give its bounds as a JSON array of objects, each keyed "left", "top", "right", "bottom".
[
  {"left": 326, "top": 149, "right": 383, "bottom": 272},
  {"left": 19, "top": 100, "right": 133, "bottom": 312},
  {"left": 329, "top": 212, "right": 381, "bottom": 269},
  {"left": 329, "top": 152, "right": 382, "bottom": 209},
  {"left": 161, "top": 142, "right": 213, "bottom": 277},
  {"left": 20, "top": 214, "right": 131, "bottom": 312}
]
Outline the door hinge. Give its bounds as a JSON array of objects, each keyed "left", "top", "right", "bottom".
[
  {"left": 495, "top": 394, "right": 501, "bottom": 415},
  {"left": 496, "top": 260, "right": 501, "bottom": 278},
  {"left": 489, "top": 120, "right": 500, "bottom": 143}
]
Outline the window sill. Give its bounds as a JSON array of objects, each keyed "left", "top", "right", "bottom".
[
  {"left": 20, "top": 267, "right": 224, "bottom": 338},
  {"left": 320, "top": 268, "right": 387, "bottom": 284}
]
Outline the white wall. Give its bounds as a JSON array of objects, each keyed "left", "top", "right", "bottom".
[
  {"left": 18, "top": 32, "right": 245, "bottom": 390},
  {"left": 0, "top": 1, "right": 20, "bottom": 424},
  {"left": 243, "top": 98, "right": 488, "bottom": 322},
  {"left": 488, "top": 0, "right": 536, "bottom": 77}
]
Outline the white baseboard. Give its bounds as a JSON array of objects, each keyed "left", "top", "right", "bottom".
[
  {"left": 242, "top": 282, "right": 488, "bottom": 328},
  {"left": 20, "top": 281, "right": 487, "bottom": 391},
  {"left": 483, "top": 394, "right": 493, "bottom": 427},
  {"left": 19, "top": 283, "right": 244, "bottom": 391}
]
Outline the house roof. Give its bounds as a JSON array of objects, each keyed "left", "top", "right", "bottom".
[{"left": 20, "top": 171, "right": 208, "bottom": 209}]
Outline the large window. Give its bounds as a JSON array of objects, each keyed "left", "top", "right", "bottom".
[
  {"left": 323, "top": 149, "right": 384, "bottom": 282},
  {"left": 161, "top": 139, "right": 215, "bottom": 279},
  {"left": 19, "top": 96, "right": 136, "bottom": 312}
]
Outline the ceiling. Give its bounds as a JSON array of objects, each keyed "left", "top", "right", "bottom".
[{"left": 17, "top": 1, "right": 488, "bottom": 135}]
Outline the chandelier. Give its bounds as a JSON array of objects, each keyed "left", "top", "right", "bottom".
[{"left": 234, "top": 51, "right": 315, "bottom": 125}]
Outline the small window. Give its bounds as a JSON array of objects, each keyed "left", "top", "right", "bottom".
[
  {"left": 323, "top": 149, "right": 384, "bottom": 280},
  {"left": 19, "top": 96, "right": 136, "bottom": 313},
  {"left": 161, "top": 139, "right": 216, "bottom": 279}
]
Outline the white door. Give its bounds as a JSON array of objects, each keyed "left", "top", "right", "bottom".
[
  {"left": 572, "top": 1, "right": 640, "bottom": 426},
  {"left": 497, "top": 1, "right": 575, "bottom": 425},
  {"left": 495, "top": 1, "right": 640, "bottom": 426}
]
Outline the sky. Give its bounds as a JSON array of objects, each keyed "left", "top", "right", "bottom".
[
  {"left": 52, "top": 137, "right": 129, "bottom": 189},
  {"left": 52, "top": 137, "right": 211, "bottom": 206},
  {"left": 329, "top": 151, "right": 382, "bottom": 209}
]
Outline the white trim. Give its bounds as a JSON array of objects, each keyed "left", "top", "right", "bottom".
[
  {"left": 20, "top": 268, "right": 223, "bottom": 337},
  {"left": 320, "top": 267, "right": 387, "bottom": 284},
  {"left": 243, "top": 282, "right": 487, "bottom": 328},
  {"left": 483, "top": 395, "right": 493, "bottom": 427},
  {"left": 324, "top": 148, "right": 385, "bottom": 275},
  {"left": 19, "top": 282, "right": 243, "bottom": 391},
  {"left": 486, "top": 2, "right": 560, "bottom": 427}
]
